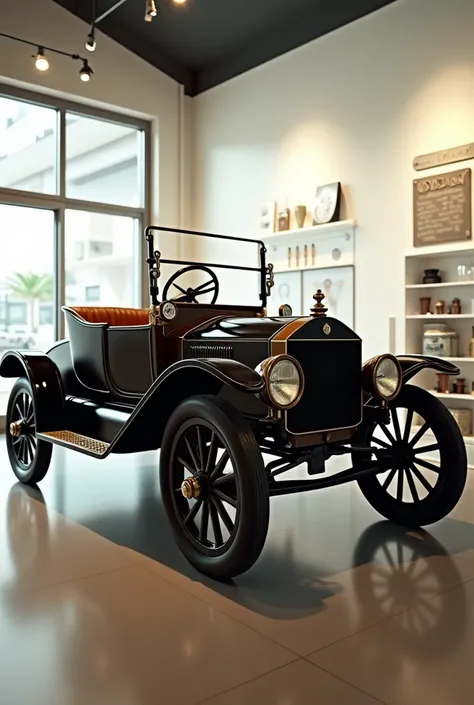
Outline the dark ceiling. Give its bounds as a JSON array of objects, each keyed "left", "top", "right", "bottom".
[{"left": 55, "top": 0, "right": 398, "bottom": 96}]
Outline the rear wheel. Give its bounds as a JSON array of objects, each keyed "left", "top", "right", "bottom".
[
  {"left": 160, "top": 395, "right": 269, "bottom": 580},
  {"left": 355, "top": 385, "right": 467, "bottom": 526},
  {"left": 6, "top": 378, "right": 52, "bottom": 485}
]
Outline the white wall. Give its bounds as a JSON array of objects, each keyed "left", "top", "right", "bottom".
[
  {"left": 193, "top": 0, "right": 474, "bottom": 357},
  {"left": 0, "top": 0, "right": 186, "bottom": 257}
]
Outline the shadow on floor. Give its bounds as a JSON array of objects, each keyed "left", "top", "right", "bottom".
[{"left": 5, "top": 478, "right": 473, "bottom": 647}]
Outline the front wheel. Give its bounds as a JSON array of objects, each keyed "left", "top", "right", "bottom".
[
  {"left": 160, "top": 395, "right": 269, "bottom": 580},
  {"left": 355, "top": 385, "right": 467, "bottom": 526}
]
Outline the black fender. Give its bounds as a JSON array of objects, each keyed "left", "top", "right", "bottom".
[
  {"left": 397, "top": 354, "right": 460, "bottom": 384},
  {"left": 111, "top": 358, "right": 265, "bottom": 453},
  {"left": 0, "top": 350, "right": 64, "bottom": 432}
]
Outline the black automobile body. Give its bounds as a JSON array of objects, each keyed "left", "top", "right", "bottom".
[{"left": 1, "top": 226, "right": 467, "bottom": 580}]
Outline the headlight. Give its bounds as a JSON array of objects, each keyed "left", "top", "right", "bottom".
[
  {"left": 367, "top": 354, "right": 402, "bottom": 400},
  {"left": 256, "top": 355, "right": 304, "bottom": 409}
]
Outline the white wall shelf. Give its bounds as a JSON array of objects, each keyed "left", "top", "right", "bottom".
[
  {"left": 429, "top": 391, "right": 474, "bottom": 401},
  {"left": 261, "top": 219, "right": 356, "bottom": 247},
  {"left": 407, "top": 314, "right": 474, "bottom": 319},
  {"left": 411, "top": 356, "right": 474, "bottom": 363},
  {"left": 406, "top": 281, "right": 474, "bottom": 289}
]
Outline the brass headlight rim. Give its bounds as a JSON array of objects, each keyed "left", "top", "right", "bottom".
[
  {"left": 373, "top": 354, "right": 402, "bottom": 402},
  {"left": 256, "top": 354, "right": 305, "bottom": 410}
]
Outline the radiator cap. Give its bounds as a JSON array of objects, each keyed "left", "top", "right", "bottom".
[{"left": 311, "top": 289, "right": 328, "bottom": 318}]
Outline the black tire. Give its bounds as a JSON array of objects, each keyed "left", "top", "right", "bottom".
[
  {"left": 355, "top": 385, "right": 467, "bottom": 526},
  {"left": 6, "top": 378, "right": 52, "bottom": 485},
  {"left": 160, "top": 395, "right": 269, "bottom": 580}
]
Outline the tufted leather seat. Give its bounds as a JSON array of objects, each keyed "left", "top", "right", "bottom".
[{"left": 71, "top": 307, "right": 150, "bottom": 327}]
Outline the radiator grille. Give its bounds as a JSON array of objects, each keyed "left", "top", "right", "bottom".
[
  {"left": 287, "top": 340, "right": 362, "bottom": 434},
  {"left": 189, "top": 345, "right": 234, "bottom": 359}
]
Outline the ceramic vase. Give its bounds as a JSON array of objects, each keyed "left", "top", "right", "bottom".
[
  {"left": 295, "top": 205, "right": 307, "bottom": 229},
  {"left": 419, "top": 297, "right": 431, "bottom": 314}
]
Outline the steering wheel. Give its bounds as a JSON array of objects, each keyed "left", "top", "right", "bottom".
[{"left": 162, "top": 265, "right": 219, "bottom": 304}]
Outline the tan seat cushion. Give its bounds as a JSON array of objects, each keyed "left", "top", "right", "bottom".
[{"left": 71, "top": 307, "right": 149, "bottom": 326}]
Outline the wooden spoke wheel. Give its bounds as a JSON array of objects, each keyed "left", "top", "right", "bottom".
[
  {"left": 354, "top": 385, "right": 467, "bottom": 526},
  {"left": 160, "top": 395, "right": 269, "bottom": 580},
  {"left": 6, "top": 378, "right": 52, "bottom": 485}
]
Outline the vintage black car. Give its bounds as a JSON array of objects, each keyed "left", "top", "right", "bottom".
[{"left": 0, "top": 226, "right": 467, "bottom": 580}]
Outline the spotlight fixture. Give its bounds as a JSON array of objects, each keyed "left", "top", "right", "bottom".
[
  {"left": 1, "top": 31, "right": 94, "bottom": 82},
  {"left": 85, "top": 28, "right": 96, "bottom": 52},
  {"left": 79, "top": 60, "right": 93, "bottom": 82},
  {"left": 172, "top": 0, "right": 187, "bottom": 4},
  {"left": 35, "top": 47, "right": 49, "bottom": 72},
  {"left": 145, "top": 0, "right": 157, "bottom": 21}
]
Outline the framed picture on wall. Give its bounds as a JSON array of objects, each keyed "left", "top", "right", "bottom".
[
  {"left": 302, "top": 266, "right": 354, "bottom": 327},
  {"left": 268, "top": 271, "right": 302, "bottom": 316},
  {"left": 260, "top": 201, "right": 276, "bottom": 232}
]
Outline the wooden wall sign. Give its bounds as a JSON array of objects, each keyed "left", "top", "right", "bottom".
[
  {"left": 413, "top": 168, "right": 472, "bottom": 247},
  {"left": 413, "top": 143, "right": 474, "bottom": 171}
]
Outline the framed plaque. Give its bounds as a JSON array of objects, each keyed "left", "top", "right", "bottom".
[{"left": 413, "top": 168, "right": 472, "bottom": 247}]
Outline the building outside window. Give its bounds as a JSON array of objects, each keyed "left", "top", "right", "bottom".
[{"left": 0, "top": 88, "right": 149, "bottom": 416}]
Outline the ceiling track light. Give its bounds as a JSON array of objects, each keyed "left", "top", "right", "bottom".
[
  {"left": 79, "top": 59, "right": 93, "bottom": 82},
  {"left": 34, "top": 46, "right": 50, "bottom": 71},
  {"left": 0, "top": 31, "right": 93, "bottom": 83},
  {"left": 145, "top": 0, "right": 157, "bottom": 21},
  {"left": 85, "top": 27, "right": 96, "bottom": 52},
  {"left": 86, "top": 0, "right": 97, "bottom": 51}
]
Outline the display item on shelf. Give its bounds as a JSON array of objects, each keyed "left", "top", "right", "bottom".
[
  {"left": 451, "top": 297, "right": 461, "bottom": 314},
  {"left": 435, "top": 300, "right": 445, "bottom": 314},
  {"left": 469, "top": 327, "right": 474, "bottom": 358},
  {"left": 449, "top": 408, "right": 472, "bottom": 436},
  {"left": 457, "top": 263, "right": 474, "bottom": 281},
  {"left": 423, "top": 268, "right": 442, "bottom": 283},
  {"left": 423, "top": 324, "right": 458, "bottom": 357},
  {"left": 455, "top": 378, "right": 466, "bottom": 394},
  {"left": 295, "top": 205, "right": 307, "bottom": 229},
  {"left": 436, "top": 372, "right": 450, "bottom": 393},
  {"left": 420, "top": 297, "right": 431, "bottom": 314}
]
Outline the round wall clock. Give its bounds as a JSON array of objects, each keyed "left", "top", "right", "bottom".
[{"left": 313, "top": 182, "right": 341, "bottom": 225}]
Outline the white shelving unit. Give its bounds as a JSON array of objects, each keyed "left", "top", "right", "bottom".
[
  {"left": 405, "top": 247, "right": 474, "bottom": 467},
  {"left": 407, "top": 281, "right": 474, "bottom": 289},
  {"left": 261, "top": 220, "right": 356, "bottom": 273}
]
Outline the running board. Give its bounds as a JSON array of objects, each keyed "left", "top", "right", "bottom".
[{"left": 38, "top": 430, "right": 110, "bottom": 458}]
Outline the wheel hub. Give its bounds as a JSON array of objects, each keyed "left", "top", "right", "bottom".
[
  {"left": 9, "top": 421, "right": 23, "bottom": 438},
  {"left": 391, "top": 441, "right": 414, "bottom": 468},
  {"left": 181, "top": 476, "right": 201, "bottom": 499}
]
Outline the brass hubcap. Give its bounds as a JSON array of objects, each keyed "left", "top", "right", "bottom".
[
  {"left": 9, "top": 421, "right": 22, "bottom": 438},
  {"left": 181, "top": 477, "right": 201, "bottom": 500}
]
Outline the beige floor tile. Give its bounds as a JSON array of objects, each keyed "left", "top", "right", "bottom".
[
  {"left": 0, "top": 484, "right": 134, "bottom": 590},
  {"left": 138, "top": 515, "right": 473, "bottom": 656},
  {"left": 200, "top": 658, "right": 384, "bottom": 705},
  {"left": 0, "top": 565, "right": 296, "bottom": 705},
  {"left": 309, "top": 579, "right": 474, "bottom": 705}
]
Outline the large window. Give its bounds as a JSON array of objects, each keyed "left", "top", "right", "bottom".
[
  {"left": 65, "top": 210, "right": 139, "bottom": 307},
  {"left": 0, "top": 86, "right": 149, "bottom": 418},
  {"left": 0, "top": 98, "right": 58, "bottom": 194},
  {"left": 0, "top": 205, "right": 55, "bottom": 414}
]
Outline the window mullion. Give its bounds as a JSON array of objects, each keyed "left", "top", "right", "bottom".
[
  {"left": 55, "top": 207, "right": 66, "bottom": 340},
  {"left": 59, "top": 109, "right": 66, "bottom": 200}
]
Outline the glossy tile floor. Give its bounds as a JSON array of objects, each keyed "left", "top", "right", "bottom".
[{"left": 1, "top": 437, "right": 474, "bottom": 705}]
